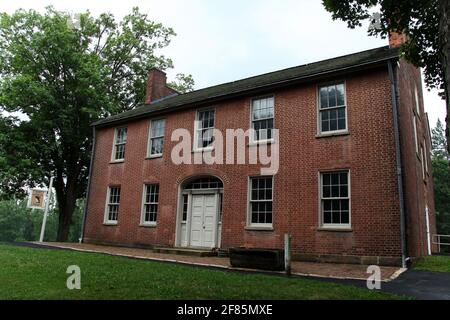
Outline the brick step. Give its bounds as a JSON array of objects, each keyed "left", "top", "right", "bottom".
[{"left": 153, "top": 247, "right": 218, "bottom": 257}]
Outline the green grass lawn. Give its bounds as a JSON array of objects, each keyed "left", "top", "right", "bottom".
[
  {"left": 414, "top": 255, "right": 450, "bottom": 273},
  {"left": 0, "top": 244, "right": 406, "bottom": 300}
]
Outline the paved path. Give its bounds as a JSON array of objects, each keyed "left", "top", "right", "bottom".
[
  {"left": 381, "top": 270, "right": 450, "bottom": 300},
  {"left": 10, "top": 242, "right": 450, "bottom": 299}
]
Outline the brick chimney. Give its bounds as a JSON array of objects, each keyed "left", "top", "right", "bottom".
[
  {"left": 145, "top": 68, "right": 178, "bottom": 104},
  {"left": 389, "top": 31, "right": 408, "bottom": 48}
]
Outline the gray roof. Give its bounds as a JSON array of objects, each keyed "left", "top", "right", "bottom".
[{"left": 93, "top": 45, "right": 399, "bottom": 127}]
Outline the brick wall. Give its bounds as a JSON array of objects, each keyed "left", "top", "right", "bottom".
[
  {"left": 84, "top": 66, "right": 410, "bottom": 265},
  {"left": 396, "top": 60, "right": 437, "bottom": 258}
]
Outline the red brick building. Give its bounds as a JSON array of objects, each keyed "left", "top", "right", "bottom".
[{"left": 82, "top": 37, "right": 436, "bottom": 267}]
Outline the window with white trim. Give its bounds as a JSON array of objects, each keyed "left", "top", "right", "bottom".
[
  {"left": 423, "top": 139, "right": 429, "bottom": 175},
  {"left": 113, "top": 127, "right": 127, "bottom": 161},
  {"left": 414, "top": 85, "right": 421, "bottom": 116},
  {"left": 320, "top": 171, "right": 350, "bottom": 228},
  {"left": 195, "top": 109, "right": 215, "bottom": 150},
  {"left": 249, "top": 176, "right": 273, "bottom": 227},
  {"left": 105, "top": 186, "right": 121, "bottom": 223},
  {"left": 148, "top": 119, "right": 165, "bottom": 157},
  {"left": 251, "top": 97, "right": 274, "bottom": 142},
  {"left": 141, "top": 184, "right": 159, "bottom": 225},
  {"left": 318, "top": 83, "right": 347, "bottom": 133},
  {"left": 421, "top": 146, "right": 427, "bottom": 180},
  {"left": 413, "top": 115, "right": 419, "bottom": 154}
]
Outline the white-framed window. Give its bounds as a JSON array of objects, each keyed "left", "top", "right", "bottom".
[
  {"left": 320, "top": 171, "right": 351, "bottom": 228},
  {"left": 112, "top": 127, "right": 127, "bottom": 161},
  {"left": 414, "top": 85, "right": 421, "bottom": 117},
  {"left": 194, "top": 109, "right": 215, "bottom": 151},
  {"left": 141, "top": 184, "right": 159, "bottom": 225},
  {"left": 148, "top": 119, "right": 165, "bottom": 157},
  {"left": 105, "top": 186, "right": 121, "bottom": 224},
  {"left": 423, "top": 139, "right": 429, "bottom": 175},
  {"left": 248, "top": 176, "right": 273, "bottom": 228},
  {"left": 318, "top": 83, "right": 347, "bottom": 134},
  {"left": 413, "top": 115, "right": 419, "bottom": 155},
  {"left": 251, "top": 96, "right": 274, "bottom": 143},
  {"left": 421, "top": 146, "right": 427, "bottom": 181}
]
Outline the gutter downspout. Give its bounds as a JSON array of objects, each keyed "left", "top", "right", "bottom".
[
  {"left": 387, "top": 60, "right": 408, "bottom": 268},
  {"left": 79, "top": 126, "right": 97, "bottom": 243}
]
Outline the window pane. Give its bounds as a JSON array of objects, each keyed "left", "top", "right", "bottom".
[
  {"left": 336, "top": 84, "right": 345, "bottom": 106},
  {"left": 321, "top": 172, "right": 350, "bottom": 226},
  {"left": 328, "top": 86, "right": 337, "bottom": 107},
  {"left": 143, "top": 184, "right": 159, "bottom": 223},
  {"left": 319, "top": 84, "right": 346, "bottom": 133},
  {"left": 250, "top": 177, "right": 273, "bottom": 225},
  {"left": 320, "top": 87, "right": 329, "bottom": 109}
]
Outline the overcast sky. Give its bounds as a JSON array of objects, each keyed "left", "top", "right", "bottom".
[{"left": 1, "top": 0, "right": 446, "bottom": 128}]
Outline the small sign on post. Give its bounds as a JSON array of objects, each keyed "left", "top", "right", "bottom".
[
  {"left": 27, "top": 177, "right": 54, "bottom": 243},
  {"left": 27, "top": 189, "right": 47, "bottom": 210}
]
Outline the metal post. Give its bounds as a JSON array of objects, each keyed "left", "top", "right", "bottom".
[
  {"left": 284, "top": 234, "right": 292, "bottom": 276},
  {"left": 39, "top": 176, "right": 54, "bottom": 243}
]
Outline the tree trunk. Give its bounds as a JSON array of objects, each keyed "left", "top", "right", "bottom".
[
  {"left": 55, "top": 174, "right": 78, "bottom": 242},
  {"left": 440, "top": 0, "right": 450, "bottom": 154}
]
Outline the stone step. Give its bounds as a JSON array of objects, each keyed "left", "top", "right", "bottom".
[{"left": 153, "top": 247, "right": 218, "bottom": 257}]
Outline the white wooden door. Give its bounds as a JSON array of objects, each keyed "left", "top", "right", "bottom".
[{"left": 189, "top": 194, "right": 218, "bottom": 248}]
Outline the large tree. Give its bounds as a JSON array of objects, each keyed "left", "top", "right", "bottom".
[
  {"left": 0, "top": 7, "right": 194, "bottom": 241},
  {"left": 323, "top": 0, "right": 450, "bottom": 154},
  {"left": 431, "top": 120, "right": 450, "bottom": 235}
]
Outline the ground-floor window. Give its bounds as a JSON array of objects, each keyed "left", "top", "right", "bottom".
[
  {"left": 248, "top": 176, "right": 273, "bottom": 228},
  {"left": 105, "top": 186, "right": 121, "bottom": 224},
  {"left": 141, "top": 184, "right": 159, "bottom": 225},
  {"left": 320, "top": 171, "right": 350, "bottom": 228}
]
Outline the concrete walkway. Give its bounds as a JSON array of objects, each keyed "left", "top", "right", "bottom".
[{"left": 24, "top": 242, "right": 402, "bottom": 281}]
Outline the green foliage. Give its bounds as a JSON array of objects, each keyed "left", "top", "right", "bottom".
[
  {"left": 168, "top": 73, "right": 195, "bottom": 93},
  {"left": 0, "top": 244, "right": 407, "bottom": 300},
  {"left": 322, "top": 1, "right": 450, "bottom": 155},
  {"left": 414, "top": 255, "right": 450, "bottom": 273},
  {"left": 322, "top": 0, "right": 443, "bottom": 92},
  {"left": 433, "top": 158, "right": 450, "bottom": 235},
  {"left": 431, "top": 120, "right": 450, "bottom": 236},
  {"left": 0, "top": 7, "right": 192, "bottom": 240},
  {"left": 432, "top": 119, "right": 449, "bottom": 160},
  {"left": 0, "top": 198, "right": 84, "bottom": 242}
]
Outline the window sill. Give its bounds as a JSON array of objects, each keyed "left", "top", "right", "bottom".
[
  {"left": 245, "top": 226, "right": 274, "bottom": 232},
  {"left": 140, "top": 223, "right": 157, "bottom": 228},
  {"left": 146, "top": 155, "right": 163, "bottom": 160},
  {"left": 317, "top": 227, "right": 353, "bottom": 233},
  {"left": 103, "top": 222, "right": 118, "bottom": 226},
  {"left": 316, "top": 131, "right": 349, "bottom": 139},
  {"left": 192, "top": 147, "right": 214, "bottom": 154},
  {"left": 248, "top": 139, "right": 275, "bottom": 147},
  {"left": 110, "top": 160, "right": 124, "bottom": 164}
]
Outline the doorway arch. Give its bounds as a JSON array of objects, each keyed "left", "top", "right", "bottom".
[{"left": 176, "top": 176, "right": 224, "bottom": 249}]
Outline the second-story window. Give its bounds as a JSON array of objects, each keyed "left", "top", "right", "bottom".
[
  {"left": 148, "top": 119, "right": 165, "bottom": 157},
  {"left": 195, "top": 109, "right": 215, "bottom": 150},
  {"left": 113, "top": 127, "right": 127, "bottom": 161},
  {"left": 414, "top": 85, "right": 421, "bottom": 117},
  {"left": 318, "top": 83, "right": 347, "bottom": 134},
  {"left": 251, "top": 97, "right": 274, "bottom": 143}
]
